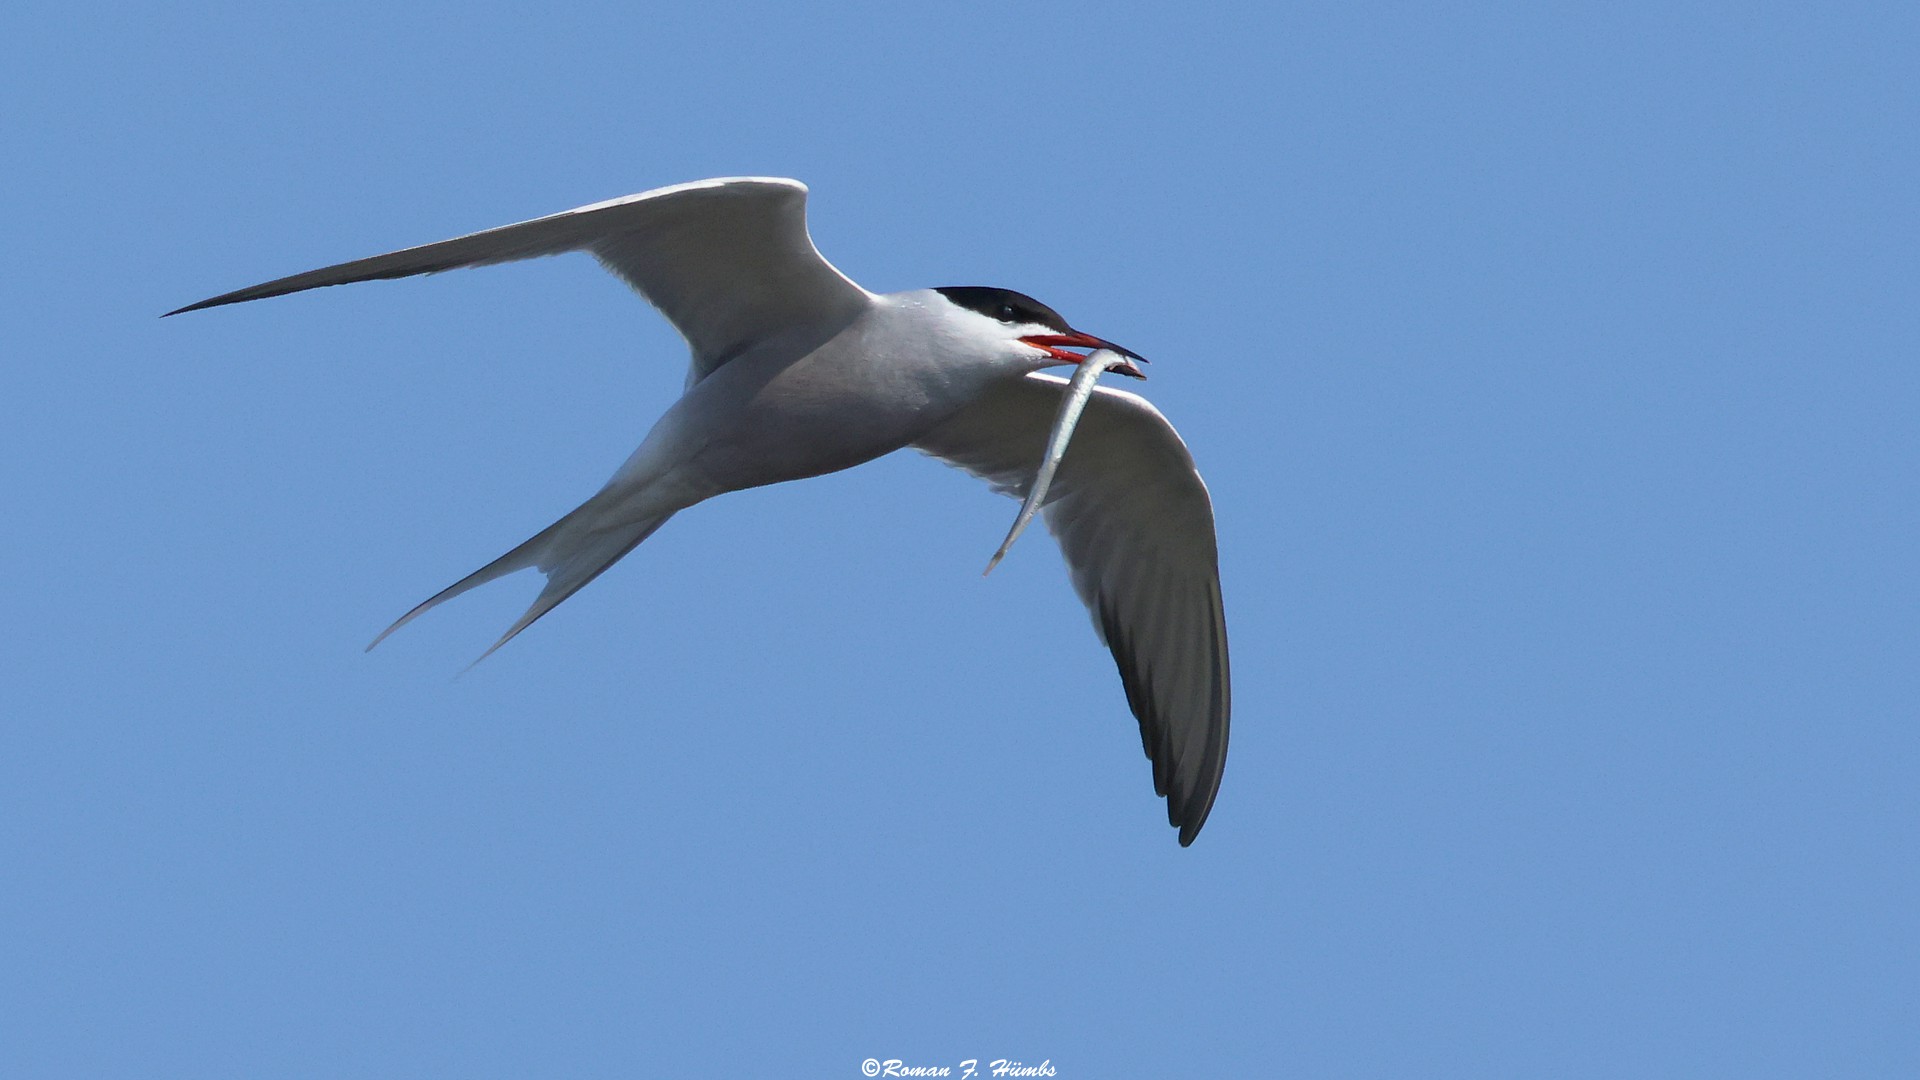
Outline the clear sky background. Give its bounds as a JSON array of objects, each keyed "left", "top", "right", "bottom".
[{"left": 4, "top": 3, "right": 1915, "bottom": 1076}]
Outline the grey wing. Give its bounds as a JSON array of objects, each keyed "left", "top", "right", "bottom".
[
  {"left": 914, "top": 372, "right": 1230, "bottom": 846},
  {"left": 166, "top": 177, "right": 873, "bottom": 383}
]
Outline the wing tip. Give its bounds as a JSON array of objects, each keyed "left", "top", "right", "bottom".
[
  {"left": 163, "top": 285, "right": 289, "bottom": 317},
  {"left": 1168, "top": 716, "right": 1229, "bottom": 848},
  {"left": 1173, "top": 790, "right": 1219, "bottom": 847},
  {"left": 162, "top": 298, "right": 215, "bottom": 317}
]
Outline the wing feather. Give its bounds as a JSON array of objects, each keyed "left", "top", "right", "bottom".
[
  {"left": 914, "top": 372, "right": 1231, "bottom": 845},
  {"left": 167, "top": 177, "right": 873, "bottom": 384}
]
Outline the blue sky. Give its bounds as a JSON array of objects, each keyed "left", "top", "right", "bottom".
[{"left": 5, "top": 2, "right": 1916, "bottom": 1076}]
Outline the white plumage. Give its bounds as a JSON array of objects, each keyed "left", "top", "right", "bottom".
[{"left": 170, "top": 177, "right": 1230, "bottom": 845}]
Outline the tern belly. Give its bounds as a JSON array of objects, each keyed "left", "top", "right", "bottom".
[{"left": 649, "top": 304, "right": 1012, "bottom": 497}]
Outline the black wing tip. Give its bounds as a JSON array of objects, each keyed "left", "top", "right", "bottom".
[
  {"left": 163, "top": 295, "right": 236, "bottom": 317},
  {"left": 1174, "top": 796, "right": 1217, "bottom": 847},
  {"left": 1168, "top": 742, "right": 1228, "bottom": 846}
]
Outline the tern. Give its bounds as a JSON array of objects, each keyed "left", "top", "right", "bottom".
[{"left": 168, "top": 177, "right": 1230, "bottom": 845}]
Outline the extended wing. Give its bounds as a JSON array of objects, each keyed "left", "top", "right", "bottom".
[
  {"left": 915, "top": 373, "right": 1230, "bottom": 845},
  {"left": 167, "top": 177, "right": 873, "bottom": 384}
]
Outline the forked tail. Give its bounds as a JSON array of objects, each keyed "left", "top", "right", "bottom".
[{"left": 367, "top": 494, "right": 676, "bottom": 663}]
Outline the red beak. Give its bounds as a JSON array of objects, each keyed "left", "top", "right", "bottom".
[{"left": 1018, "top": 332, "right": 1148, "bottom": 379}]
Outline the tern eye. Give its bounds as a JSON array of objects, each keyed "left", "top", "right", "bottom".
[{"left": 933, "top": 287, "right": 1068, "bottom": 332}]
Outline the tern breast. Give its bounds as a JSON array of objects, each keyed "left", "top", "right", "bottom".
[{"left": 658, "top": 293, "right": 1027, "bottom": 495}]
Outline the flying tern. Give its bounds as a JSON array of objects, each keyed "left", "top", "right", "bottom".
[{"left": 168, "top": 177, "right": 1230, "bottom": 845}]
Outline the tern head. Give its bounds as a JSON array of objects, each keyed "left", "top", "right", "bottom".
[{"left": 933, "top": 286, "right": 1147, "bottom": 379}]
